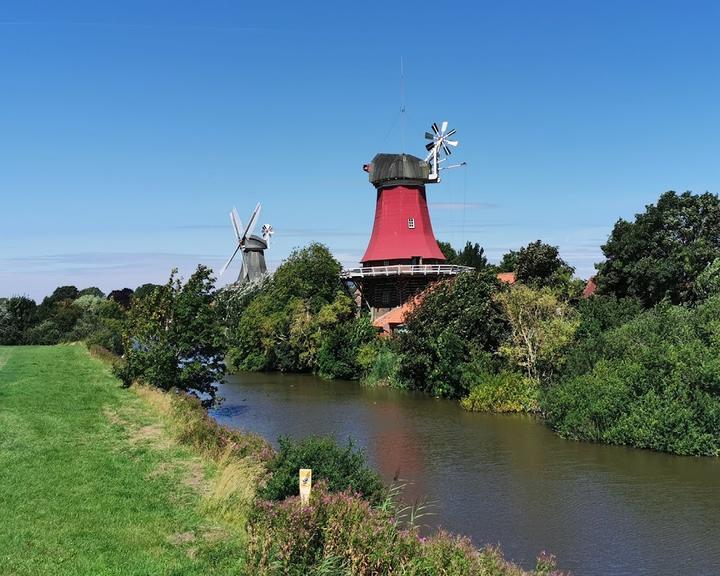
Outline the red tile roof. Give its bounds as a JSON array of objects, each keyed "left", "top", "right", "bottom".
[
  {"left": 496, "top": 272, "right": 516, "bottom": 284},
  {"left": 372, "top": 295, "right": 423, "bottom": 333},
  {"left": 582, "top": 277, "right": 598, "bottom": 298}
]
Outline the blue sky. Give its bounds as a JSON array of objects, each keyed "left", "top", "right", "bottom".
[{"left": 2, "top": 0, "right": 720, "bottom": 300}]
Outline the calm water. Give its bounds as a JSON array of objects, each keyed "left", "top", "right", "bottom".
[{"left": 212, "top": 372, "right": 720, "bottom": 576}]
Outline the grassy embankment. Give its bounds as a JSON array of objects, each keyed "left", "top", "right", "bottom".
[
  {"left": 0, "top": 344, "right": 266, "bottom": 575},
  {"left": 0, "top": 345, "right": 559, "bottom": 575}
]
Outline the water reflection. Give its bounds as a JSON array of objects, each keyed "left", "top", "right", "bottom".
[{"left": 212, "top": 372, "right": 720, "bottom": 576}]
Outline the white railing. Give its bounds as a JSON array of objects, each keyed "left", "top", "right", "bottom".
[{"left": 341, "top": 264, "right": 474, "bottom": 278}]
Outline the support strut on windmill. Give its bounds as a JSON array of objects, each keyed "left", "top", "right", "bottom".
[
  {"left": 342, "top": 121, "right": 472, "bottom": 332},
  {"left": 220, "top": 202, "right": 274, "bottom": 285}
]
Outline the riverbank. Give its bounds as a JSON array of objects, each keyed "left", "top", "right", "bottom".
[
  {"left": 0, "top": 345, "right": 559, "bottom": 575},
  {"left": 0, "top": 344, "right": 253, "bottom": 575},
  {"left": 215, "top": 370, "right": 720, "bottom": 576}
]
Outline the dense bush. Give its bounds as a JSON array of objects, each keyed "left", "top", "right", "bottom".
[
  {"left": 543, "top": 297, "right": 720, "bottom": 455},
  {"left": 398, "top": 269, "right": 507, "bottom": 398},
  {"left": 362, "top": 345, "right": 406, "bottom": 389},
  {"left": 259, "top": 436, "right": 385, "bottom": 504},
  {"left": 557, "top": 295, "right": 643, "bottom": 381},
  {"left": 247, "top": 484, "right": 558, "bottom": 575},
  {"left": 461, "top": 370, "right": 539, "bottom": 413},
  {"left": 317, "top": 314, "right": 376, "bottom": 380}
]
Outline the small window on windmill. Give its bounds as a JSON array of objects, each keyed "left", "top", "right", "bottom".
[
  {"left": 408, "top": 217, "right": 416, "bottom": 229},
  {"left": 382, "top": 289, "right": 390, "bottom": 306}
]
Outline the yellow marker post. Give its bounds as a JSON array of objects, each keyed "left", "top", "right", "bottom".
[{"left": 299, "top": 468, "right": 312, "bottom": 506}]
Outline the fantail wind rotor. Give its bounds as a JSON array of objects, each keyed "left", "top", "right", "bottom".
[{"left": 425, "top": 121, "right": 459, "bottom": 180}]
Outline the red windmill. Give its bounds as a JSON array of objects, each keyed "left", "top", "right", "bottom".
[{"left": 343, "top": 122, "right": 471, "bottom": 322}]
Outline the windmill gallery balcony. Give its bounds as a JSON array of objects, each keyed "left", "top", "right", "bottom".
[
  {"left": 341, "top": 264, "right": 473, "bottom": 279},
  {"left": 341, "top": 264, "right": 473, "bottom": 317}
]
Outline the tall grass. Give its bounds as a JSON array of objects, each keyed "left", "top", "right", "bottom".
[
  {"left": 362, "top": 347, "right": 406, "bottom": 389},
  {"left": 247, "top": 484, "right": 563, "bottom": 575},
  {"left": 89, "top": 344, "right": 274, "bottom": 538}
]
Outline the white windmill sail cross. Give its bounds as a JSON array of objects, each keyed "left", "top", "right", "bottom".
[
  {"left": 230, "top": 208, "right": 243, "bottom": 241},
  {"left": 220, "top": 243, "right": 242, "bottom": 276},
  {"left": 241, "top": 202, "right": 261, "bottom": 241}
]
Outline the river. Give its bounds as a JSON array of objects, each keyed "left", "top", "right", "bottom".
[{"left": 211, "top": 371, "right": 720, "bottom": 576}]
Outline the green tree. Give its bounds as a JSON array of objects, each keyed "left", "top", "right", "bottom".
[
  {"left": 72, "top": 296, "right": 125, "bottom": 354},
  {"left": 693, "top": 257, "right": 720, "bottom": 301},
  {"left": 0, "top": 296, "right": 37, "bottom": 344},
  {"left": 398, "top": 269, "right": 507, "bottom": 397},
  {"left": 78, "top": 287, "right": 105, "bottom": 298},
  {"left": 515, "top": 240, "right": 574, "bottom": 288},
  {"left": 495, "top": 284, "right": 579, "bottom": 382},
  {"left": 37, "top": 285, "right": 79, "bottom": 320},
  {"left": 437, "top": 241, "right": 488, "bottom": 269},
  {"left": 117, "top": 266, "right": 225, "bottom": 407},
  {"left": 108, "top": 288, "right": 134, "bottom": 309},
  {"left": 456, "top": 241, "right": 488, "bottom": 269},
  {"left": 270, "top": 243, "right": 342, "bottom": 313},
  {"left": 224, "top": 243, "right": 352, "bottom": 375},
  {"left": 596, "top": 191, "right": 720, "bottom": 306},
  {"left": 437, "top": 241, "right": 458, "bottom": 263},
  {"left": 497, "top": 250, "right": 519, "bottom": 273},
  {"left": 133, "top": 283, "right": 163, "bottom": 301}
]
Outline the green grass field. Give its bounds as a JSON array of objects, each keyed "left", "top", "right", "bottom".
[{"left": 0, "top": 345, "right": 245, "bottom": 576}]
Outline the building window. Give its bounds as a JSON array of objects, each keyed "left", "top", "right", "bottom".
[
  {"left": 381, "top": 289, "right": 390, "bottom": 306},
  {"left": 408, "top": 217, "right": 415, "bottom": 229}
]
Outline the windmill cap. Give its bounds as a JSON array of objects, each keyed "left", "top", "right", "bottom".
[
  {"left": 243, "top": 235, "right": 267, "bottom": 251},
  {"left": 365, "top": 153, "right": 433, "bottom": 188}
]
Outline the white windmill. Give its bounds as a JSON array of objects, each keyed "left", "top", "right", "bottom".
[
  {"left": 220, "top": 203, "right": 274, "bottom": 284},
  {"left": 424, "top": 121, "right": 461, "bottom": 181}
]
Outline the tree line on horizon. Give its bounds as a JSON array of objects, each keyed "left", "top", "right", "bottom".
[{"left": 1, "top": 190, "right": 719, "bottom": 455}]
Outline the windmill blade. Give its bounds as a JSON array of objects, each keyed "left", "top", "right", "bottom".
[
  {"left": 443, "top": 144, "right": 452, "bottom": 156},
  {"left": 425, "top": 132, "right": 435, "bottom": 140},
  {"left": 446, "top": 140, "right": 459, "bottom": 147},
  {"left": 241, "top": 202, "right": 261, "bottom": 241},
  {"left": 432, "top": 122, "right": 440, "bottom": 135},
  {"left": 230, "top": 208, "right": 243, "bottom": 240},
  {"left": 445, "top": 128, "right": 457, "bottom": 138},
  {"left": 425, "top": 141, "right": 435, "bottom": 151},
  {"left": 441, "top": 121, "right": 448, "bottom": 134},
  {"left": 219, "top": 244, "right": 242, "bottom": 276}
]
